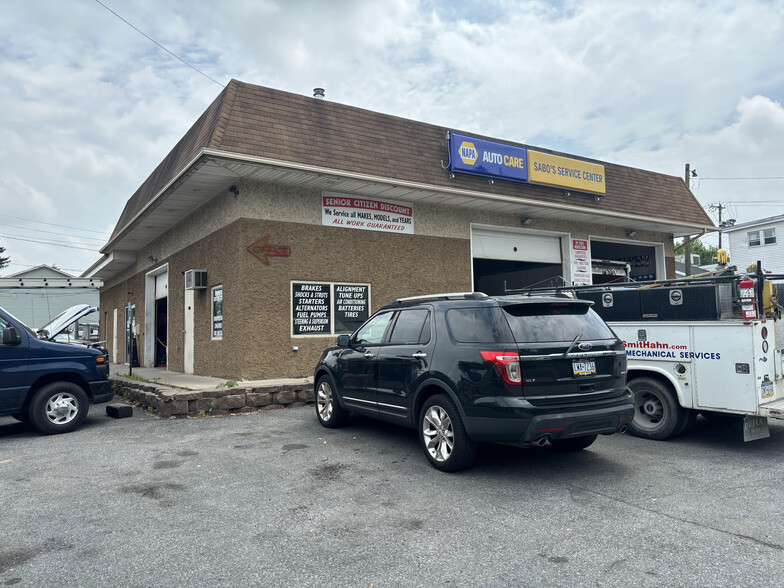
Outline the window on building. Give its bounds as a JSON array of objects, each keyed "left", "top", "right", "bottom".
[
  {"left": 764, "top": 228, "right": 776, "bottom": 245},
  {"left": 748, "top": 231, "right": 761, "bottom": 247},
  {"left": 212, "top": 286, "right": 223, "bottom": 340}
]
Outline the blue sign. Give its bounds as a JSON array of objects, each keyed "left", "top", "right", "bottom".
[{"left": 447, "top": 132, "right": 528, "bottom": 183}]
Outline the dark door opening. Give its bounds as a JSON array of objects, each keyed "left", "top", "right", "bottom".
[
  {"left": 590, "top": 241, "right": 657, "bottom": 282},
  {"left": 473, "top": 258, "right": 563, "bottom": 296},
  {"left": 155, "top": 297, "right": 168, "bottom": 367}
]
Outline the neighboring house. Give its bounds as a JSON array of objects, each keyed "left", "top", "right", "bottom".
[
  {"left": 0, "top": 265, "right": 100, "bottom": 328},
  {"left": 724, "top": 214, "right": 784, "bottom": 273}
]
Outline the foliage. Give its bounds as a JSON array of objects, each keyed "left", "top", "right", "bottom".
[
  {"left": 674, "top": 238, "right": 720, "bottom": 265},
  {"left": 217, "top": 380, "right": 237, "bottom": 388},
  {"left": 0, "top": 244, "right": 9, "bottom": 270}
]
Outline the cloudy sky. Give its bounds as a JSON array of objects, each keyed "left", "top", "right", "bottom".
[{"left": 1, "top": 0, "right": 783, "bottom": 276}]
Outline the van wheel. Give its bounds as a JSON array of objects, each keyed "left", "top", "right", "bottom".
[
  {"left": 315, "top": 376, "right": 347, "bottom": 428},
  {"left": 549, "top": 434, "right": 598, "bottom": 451},
  {"left": 419, "top": 395, "right": 477, "bottom": 472},
  {"left": 628, "top": 377, "right": 692, "bottom": 440},
  {"left": 28, "top": 382, "right": 89, "bottom": 435}
]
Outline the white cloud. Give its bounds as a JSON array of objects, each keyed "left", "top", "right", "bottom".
[{"left": 1, "top": 0, "right": 783, "bottom": 272}]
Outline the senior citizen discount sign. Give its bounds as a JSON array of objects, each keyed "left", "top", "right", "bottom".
[{"left": 322, "top": 192, "right": 414, "bottom": 234}]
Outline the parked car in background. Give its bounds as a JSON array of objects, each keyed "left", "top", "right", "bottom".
[
  {"left": 0, "top": 305, "right": 112, "bottom": 434},
  {"left": 314, "top": 292, "right": 633, "bottom": 471}
]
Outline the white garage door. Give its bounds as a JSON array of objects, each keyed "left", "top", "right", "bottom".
[{"left": 471, "top": 227, "right": 562, "bottom": 264}]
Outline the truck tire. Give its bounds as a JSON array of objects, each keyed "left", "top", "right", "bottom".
[
  {"left": 628, "top": 377, "right": 693, "bottom": 440},
  {"left": 28, "top": 382, "right": 89, "bottom": 435}
]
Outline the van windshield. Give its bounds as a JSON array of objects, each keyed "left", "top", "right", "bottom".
[{"left": 501, "top": 303, "right": 615, "bottom": 343}]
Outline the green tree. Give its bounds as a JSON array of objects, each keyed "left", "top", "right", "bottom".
[
  {"left": 0, "top": 243, "right": 9, "bottom": 270},
  {"left": 674, "top": 238, "right": 720, "bottom": 265}
]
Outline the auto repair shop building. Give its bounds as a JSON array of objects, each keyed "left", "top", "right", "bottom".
[{"left": 84, "top": 80, "right": 715, "bottom": 380}]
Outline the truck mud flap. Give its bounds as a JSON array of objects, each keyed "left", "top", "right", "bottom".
[{"left": 743, "top": 416, "right": 770, "bottom": 442}]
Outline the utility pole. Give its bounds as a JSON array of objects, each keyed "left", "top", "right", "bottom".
[
  {"left": 684, "top": 163, "right": 692, "bottom": 276},
  {"left": 710, "top": 202, "right": 726, "bottom": 249}
]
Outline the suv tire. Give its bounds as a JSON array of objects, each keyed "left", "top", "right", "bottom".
[
  {"left": 28, "top": 382, "right": 89, "bottom": 435},
  {"left": 419, "top": 394, "right": 478, "bottom": 472},
  {"left": 315, "top": 376, "right": 348, "bottom": 428}
]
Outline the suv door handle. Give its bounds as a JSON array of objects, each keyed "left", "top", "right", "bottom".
[
  {"left": 363, "top": 352, "right": 375, "bottom": 359},
  {"left": 412, "top": 352, "right": 427, "bottom": 359}
]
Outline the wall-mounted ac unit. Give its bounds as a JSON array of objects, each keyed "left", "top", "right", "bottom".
[{"left": 184, "top": 269, "right": 208, "bottom": 290}]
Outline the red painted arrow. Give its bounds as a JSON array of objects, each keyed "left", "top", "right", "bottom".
[{"left": 246, "top": 234, "right": 292, "bottom": 265}]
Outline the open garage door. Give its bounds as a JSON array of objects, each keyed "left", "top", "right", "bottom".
[
  {"left": 591, "top": 240, "right": 660, "bottom": 283},
  {"left": 471, "top": 227, "right": 564, "bottom": 295}
]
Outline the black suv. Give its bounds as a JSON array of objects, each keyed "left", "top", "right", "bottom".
[{"left": 313, "top": 292, "right": 633, "bottom": 471}]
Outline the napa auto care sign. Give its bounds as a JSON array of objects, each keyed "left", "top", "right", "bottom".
[{"left": 322, "top": 192, "right": 414, "bottom": 234}]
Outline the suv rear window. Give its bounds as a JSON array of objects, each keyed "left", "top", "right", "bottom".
[
  {"left": 446, "top": 307, "right": 514, "bottom": 344},
  {"left": 501, "top": 302, "right": 615, "bottom": 343}
]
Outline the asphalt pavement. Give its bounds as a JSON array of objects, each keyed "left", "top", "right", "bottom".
[{"left": 2, "top": 405, "right": 784, "bottom": 587}]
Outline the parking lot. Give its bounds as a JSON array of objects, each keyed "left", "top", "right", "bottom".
[{"left": 1, "top": 405, "right": 783, "bottom": 587}]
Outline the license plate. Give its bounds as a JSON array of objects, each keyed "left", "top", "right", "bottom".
[{"left": 572, "top": 360, "right": 596, "bottom": 376}]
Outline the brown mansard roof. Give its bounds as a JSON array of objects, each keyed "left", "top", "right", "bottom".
[{"left": 107, "top": 79, "right": 714, "bottom": 244}]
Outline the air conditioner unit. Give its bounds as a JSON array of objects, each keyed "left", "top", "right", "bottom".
[{"left": 184, "top": 269, "right": 208, "bottom": 290}]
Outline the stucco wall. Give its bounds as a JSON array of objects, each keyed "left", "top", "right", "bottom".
[{"left": 99, "top": 178, "right": 675, "bottom": 379}]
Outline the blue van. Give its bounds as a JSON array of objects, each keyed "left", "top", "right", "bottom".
[{"left": 0, "top": 305, "right": 112, "bottom": 434}]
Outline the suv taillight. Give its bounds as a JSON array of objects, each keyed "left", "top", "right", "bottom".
[{"left": 480, "top": 351, "right": 521, "bottom": 385}]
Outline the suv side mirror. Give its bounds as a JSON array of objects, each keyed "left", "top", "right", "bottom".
[
  {"left": 2, "top": 326, "right": 22, "bottom": 346},
  {"left": 337, "top": 335, "right": 350, "bottom": 347}
]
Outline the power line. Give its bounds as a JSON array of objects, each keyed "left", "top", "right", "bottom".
[
  {"left": 0, "top": 222, "right": 107, "bottom": 243},
  {"left": 698, "top": 176, "right": 784, "bottom": 180},
  {"left": 1, "top": 235, "right": 100, "bottom": 252},
  {"left": 0, "top": 213, "right": 112, "bottom": 235},
  {"left": 94, "top": 0, "right": 225, "bottom": 89}
]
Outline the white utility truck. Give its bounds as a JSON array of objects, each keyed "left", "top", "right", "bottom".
[{"left": 534, "top": 264, "right": 784, "bottom": 441}]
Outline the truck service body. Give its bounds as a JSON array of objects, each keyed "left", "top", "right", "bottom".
[{"left": 528, "top": 264, "right": 784, "bottom": 441}]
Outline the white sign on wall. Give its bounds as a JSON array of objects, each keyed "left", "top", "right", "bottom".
[
  {"left": 322, "top": 192, "right": 414, "bottom": 234},
  {"left": 571, "top": 239, "right": 592, "bottom": 285}
]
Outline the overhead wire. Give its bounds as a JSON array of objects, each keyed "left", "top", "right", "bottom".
[
  {"left": 93, "top": 0, "right": 225, "bottom": 89},
  {"left": 0, "top": 235, "right": 100, "bottom": 252},
  {"left": 0, "top": 213, "right": 112, "bottom": 235},
  {"left": 0, "top": 222, "right": 107, "bottom": 243}
]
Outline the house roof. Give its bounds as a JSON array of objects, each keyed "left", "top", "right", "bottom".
[
  {"left": 722, "top": 213, "right": 784, "bottom": 233},
  {"left": 95, "top": 80, "right": 715, "bottom": 277},
  {"left": 4, "top": 264, "right": 74, "bottom": 278}
]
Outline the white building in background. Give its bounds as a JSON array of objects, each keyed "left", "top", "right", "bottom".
[
  {"left": 724, "top": 214, "right": 784, "bottom": 273},
  {"left": 0, "top": 265, "right": 100, "bottom": 327}
]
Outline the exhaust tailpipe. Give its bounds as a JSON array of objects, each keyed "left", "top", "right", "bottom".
[
  {"left": 619, "top": 425, "right": 628, "bottom": 434},
  {"left": 536, "top": 436, "right": 550, "bottom": 447}
]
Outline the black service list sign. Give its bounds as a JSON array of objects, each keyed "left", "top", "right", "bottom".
[
  {"left": 334, "top": 284, "right": 369, "bottom": 333},
  {"left": 292, "top": 283, "right": 331, "bottom": 334}
]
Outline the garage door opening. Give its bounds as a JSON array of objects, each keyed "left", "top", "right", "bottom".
[
  {"left": 471, "top": 226, "right": 565, "bottom": 295},
  {"left": 473, "top": 258, "right": 563, "bottom": 295},
  {"left": 155, "top": 297, "right": 167, "bottom": 367},
  {"left": 591, "top": 241, "right": 658, "bottom": 282}
]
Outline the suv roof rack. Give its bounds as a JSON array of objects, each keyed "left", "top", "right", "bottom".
[{"left": 393, "top": 292, "right": 490, "bottom": 304}]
